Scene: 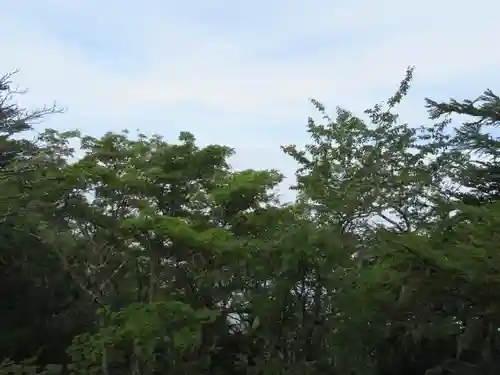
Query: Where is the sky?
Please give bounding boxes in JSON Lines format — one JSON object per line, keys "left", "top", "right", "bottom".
{"left": 2, "top": 0, "right": 500, "bottom": 200}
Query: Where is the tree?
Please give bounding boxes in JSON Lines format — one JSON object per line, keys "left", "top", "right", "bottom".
{"left": 0, "top": 72, "right": 89, "bottom": 369}
{"left": 282, "top": 67, "right": 500, "bottom": 374}
{"left": 2, "top": 67, "right": 500, "bottom": 375}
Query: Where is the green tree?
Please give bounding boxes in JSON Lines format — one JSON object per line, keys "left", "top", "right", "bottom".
{"left": 2, "top": 67, "right": 500, "bottom": 375}
{"left": 281, "top": 67, "right": 500, "bottom": 375}
{"left": 0, "top": 72, "right": 89, "bottom": 370}
{"left": 34, "top": 129, "right": 286, "bottom": 374}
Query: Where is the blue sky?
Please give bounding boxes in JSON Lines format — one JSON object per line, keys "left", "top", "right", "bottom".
{"left": 3, "top": 0, "right": 500, "bottom": 199}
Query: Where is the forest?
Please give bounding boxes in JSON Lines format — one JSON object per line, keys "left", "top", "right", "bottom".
{"left": 1, "top": 66, "right": 500, "bottom": 375}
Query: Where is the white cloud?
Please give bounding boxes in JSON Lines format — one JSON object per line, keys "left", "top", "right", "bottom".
{"left": 4, "top": 0, "right": 499, "bottom": 114}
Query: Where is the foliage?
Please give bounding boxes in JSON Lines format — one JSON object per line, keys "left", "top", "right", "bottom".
{"left": 1, "top": 68, "right": 500, "bottom": 375}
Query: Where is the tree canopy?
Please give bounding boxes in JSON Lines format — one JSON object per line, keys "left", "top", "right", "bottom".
{"left": 1, "top": 67, "right": 500, "bottom": 375}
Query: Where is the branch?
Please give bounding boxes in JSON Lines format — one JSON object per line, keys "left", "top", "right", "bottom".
{"left": 394, "top": 207, "right": 412, "bottom": 232}
{"left": 17, "top": 227, "right": 109, "bottom": 311}
{"left": 99, "top": 259, "right": 128, "bottom": 291}
{"left": 378, "top": 211, "right": 407, "bottom": 233}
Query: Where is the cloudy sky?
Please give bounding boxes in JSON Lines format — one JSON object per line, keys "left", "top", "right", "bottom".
{"left": 3, "top": 0, "right": 499, "bottom": 199}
